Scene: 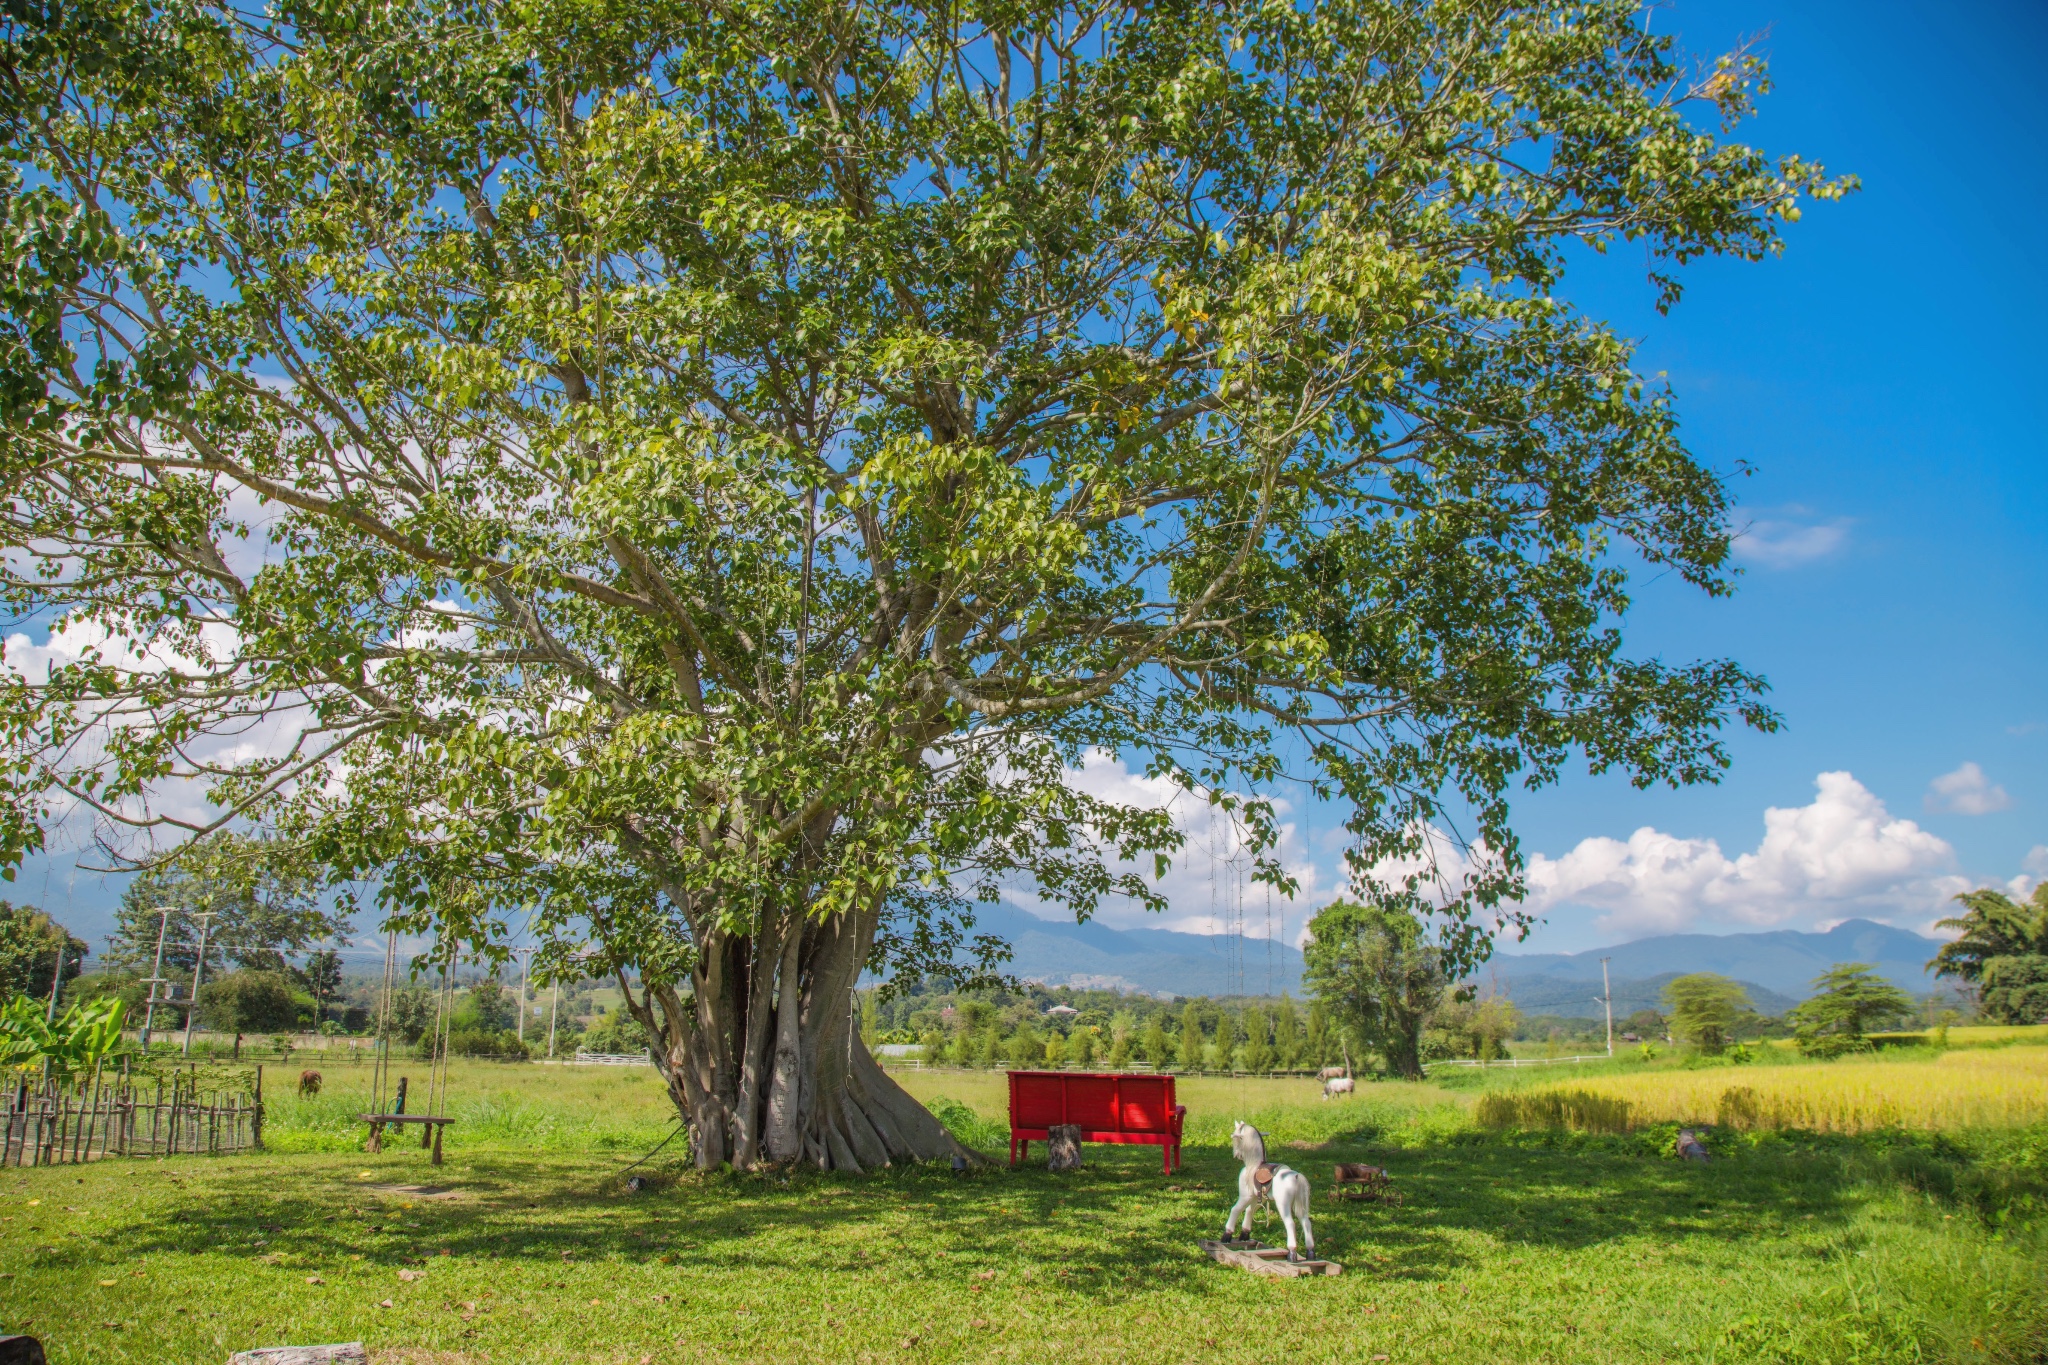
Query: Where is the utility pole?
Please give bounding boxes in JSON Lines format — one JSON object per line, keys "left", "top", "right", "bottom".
{"left": 547, "top": 979, "right": 560, "bottom": 1059}
{"left": 44, "top": 940, "right": 74, "bottom": 1023}
{"left": 181, "top": 912, "right": 215, "bottom": 1056}
{"left": 514, "top": 947, "right": 533, "bottom": 1045}
{"left": 139, "top": 906, "right": 176, "bottom": 1047}
{"left": 1597, "top": 957, "right": 1615, "bottom": 1058}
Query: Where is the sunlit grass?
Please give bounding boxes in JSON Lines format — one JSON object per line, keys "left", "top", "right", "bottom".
{"left": 1476, "top": 1046, "right": 2048, "bottom": 1135}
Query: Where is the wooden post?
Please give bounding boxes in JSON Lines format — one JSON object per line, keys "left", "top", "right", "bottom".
{"left": 431, "top": 1121, "right": 444, "bottom": 1167}
{"left": 252, "top": 1066, "right": 264, "bottom": 1151}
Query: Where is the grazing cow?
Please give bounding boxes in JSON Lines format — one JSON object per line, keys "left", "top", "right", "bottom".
{"left": 1322, "top": 1076, "right": 1355, "bottom": 1099}
{"left": 298, "top": 1070, "right": 322, "bottom": 1098}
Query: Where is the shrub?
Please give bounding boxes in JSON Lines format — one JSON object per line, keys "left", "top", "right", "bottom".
{"left": 199, "top": 970, "right": 303, "bottom": 1033}
{"left": 443, "top": 1027, "right": 531, "bottom": 1060}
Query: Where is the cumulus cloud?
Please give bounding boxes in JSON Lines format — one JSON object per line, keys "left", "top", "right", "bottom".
{"left": 1523, "top": 771, "right": 1966, "bottom": 938}
{"left": 1729, "top": 507, "right": 1851, "bottom": 569}
{"left": 1923, "top": 762, "right": 2012, "bottom": 816}
{"left": 1000, "top": 749, "right": 1325, "bottom": 943}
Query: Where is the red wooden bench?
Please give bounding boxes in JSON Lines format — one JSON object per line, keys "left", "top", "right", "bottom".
{"left": 1007, "top": 1071, "right": 1185, "bottom": 1173}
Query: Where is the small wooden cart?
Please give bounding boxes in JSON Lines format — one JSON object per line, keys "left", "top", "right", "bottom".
{"left": 357, "top": 1113, "right": 456, "bottom": 1165}
{"left": 1332, "top": 1161, "right": 1403, "bottom": 1204}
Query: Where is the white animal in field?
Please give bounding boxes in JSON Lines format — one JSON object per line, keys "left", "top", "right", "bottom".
{"left": 1223, "top": 1120, "right": 1316, "bottom": 1262}
{"left": 1322, "top": 1075, "right": 1355, "bottom": 1099}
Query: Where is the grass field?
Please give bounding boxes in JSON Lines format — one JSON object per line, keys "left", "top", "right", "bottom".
{"left": 4, "top": 1055, "right": 2045, "bottom": 1364}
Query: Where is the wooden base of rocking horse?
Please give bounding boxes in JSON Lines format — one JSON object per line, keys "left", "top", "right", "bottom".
{"left": 1199, "top": 1238, "right": 1343, "bottom": 1278}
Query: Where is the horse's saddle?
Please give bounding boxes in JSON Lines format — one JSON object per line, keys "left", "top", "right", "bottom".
{"left": 1253, "top": 1162, "right": 1276, "bottom": 1190}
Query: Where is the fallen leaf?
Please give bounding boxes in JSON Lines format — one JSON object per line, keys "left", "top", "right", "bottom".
{"left": 590, "top": 1298, "right": 601, "bottom": 1307}
{"left": 970, "top": 1319, "right": 989, "bottom": 1330}
{"left": 98, "top": 1279, "right": 117, "bottom": 1287}
{"left": 900, "top": 1335, "right": 921, "bottom": 1349}
{"left": 306, "top": 1276, "right": 325, "bottom": 1286}
{"left": 397, "top": 1269, "right": 424, "bottom": 1282}
{"left": 377, "top": 1299, "right": 394, "bottom": 1309}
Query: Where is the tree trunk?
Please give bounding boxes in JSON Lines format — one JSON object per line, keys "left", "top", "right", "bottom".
{"left": 621, "top": 896, "right": 974, "bottom": 1173}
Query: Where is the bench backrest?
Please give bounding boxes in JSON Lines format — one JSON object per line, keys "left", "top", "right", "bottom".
{"left": 1008, "top": 1071, "right": 1178, "bottom": 1134}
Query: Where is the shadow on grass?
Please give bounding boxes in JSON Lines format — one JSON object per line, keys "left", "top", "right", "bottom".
{"left": 72, "top": 1117, "right": 1963, "bottom": 1312}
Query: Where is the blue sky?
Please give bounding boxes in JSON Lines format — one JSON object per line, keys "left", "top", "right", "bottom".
{"left": 9, "top": 0, "right": 2045, "bottom": 965}
{"left": 1487, "top": 0, "right": 2048, "bottom": 948}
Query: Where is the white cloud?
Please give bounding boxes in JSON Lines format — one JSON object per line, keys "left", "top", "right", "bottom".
{"left": 1923, "top": 762, "right": 2012, "bottom": 816}
{"left": 1000, "top": 750, "right": 1325, "bottom": 944}
{"left": 2025, "top": 845, "right": 2048, "bottom": 876}
{"left": 1523, "top": 771, "right": 1965, "bottom": 938}
{"left": 1729, "top": 507, "right": 1851, "bottom": 568}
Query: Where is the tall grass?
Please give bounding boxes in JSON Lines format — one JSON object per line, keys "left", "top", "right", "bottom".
{"left": 1477, "top": 1045, "right": 2048, "bottom": 1134}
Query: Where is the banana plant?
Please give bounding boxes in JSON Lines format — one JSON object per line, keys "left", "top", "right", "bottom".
{"left": 0, "top": 995, "right": 130, "bottom": 1078}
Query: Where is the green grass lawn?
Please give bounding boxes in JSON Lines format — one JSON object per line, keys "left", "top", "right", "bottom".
{"left": 3, "top": 1062, "right": 2043, "bottom": 1364}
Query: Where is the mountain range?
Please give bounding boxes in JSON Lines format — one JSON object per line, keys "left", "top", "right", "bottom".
{"left": 972, "top": 904, "right": 1951, "bottom": 1016}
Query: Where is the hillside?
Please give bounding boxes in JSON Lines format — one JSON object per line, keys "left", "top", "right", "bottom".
{"left": 974, "top": 906, "right": 1946, "bottom": 1012}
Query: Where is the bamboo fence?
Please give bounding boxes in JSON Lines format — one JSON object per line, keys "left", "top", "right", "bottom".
{"left": 2, "top": 1065, "right": 264, "bottom": 1167}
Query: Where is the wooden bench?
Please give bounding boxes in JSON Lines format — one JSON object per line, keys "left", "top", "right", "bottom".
{"left": 1007, "top": 1071, "right": 1185, "bottom": 1173}
{"left": 357, "top": 1113, "right": 455, "bottom": 1165}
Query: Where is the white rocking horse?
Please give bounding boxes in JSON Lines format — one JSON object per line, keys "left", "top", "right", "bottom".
{"left": 1223, "top": 1119, "right": 1316, "bottom": 1262}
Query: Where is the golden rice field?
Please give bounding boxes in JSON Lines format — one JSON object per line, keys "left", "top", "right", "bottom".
{"left": 1476, "top": 1044, "right": 2048, "bottom": 1135}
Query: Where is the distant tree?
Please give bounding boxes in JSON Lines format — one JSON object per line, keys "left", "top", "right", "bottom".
{"left": 464, "top": 979, "right": 518, "bottom": 1033}
{"left": 1621, "top": 1007, "right": 1667, "bottom": 1040}
{"left": 1239, "top": 1006, "right": 1273, "bottom": 1073}
{"left": 1305, "top": 1003, "right": 1334, "bottom": 1068}
{"left": 304, "top": 949, "right": 344, "bottom": 1029}
{"left": 1177, "top": 1003, "right": 1206, "bottom": 1071}
{"left": 1140, "top": 1016, "right": 1171, "bottom": 1069}
{"left": 378, "top": 985, "right": 439, "bottom": 1046}
{"left": 859, "top": 991, "right": 881, "bottom": 1048}
{"left": 580, "top": 1006, "right": 652, "bottom": 1055}
{"left": 0, "top": 902, "right": 87, "bottom": 1001}
{"left": 1931, "top": 886, "right": 2048, "bottom": 1024}
{"left": 200, "top": 970, "right": 304, "bottom": 1036}
{"left": 1303, "top": 898, "right": 1447, "bottom": 1080}
{"left": 1792, "top": 964, "right": 1913, "bottom": 1057}
{"left": 1272, "top": 996, "right": 1304, "bottom": 1070}
{"left": 1663, "top": 974, "right": 1751, "bottom": 1054}
{"left": 108, "top": 834, "right": 349, "bottom": 979}
{"left": 1007, "top": 1025, "right": 1042, "bottom": 1069}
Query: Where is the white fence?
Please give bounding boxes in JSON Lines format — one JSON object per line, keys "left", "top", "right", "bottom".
{"left": 1428, "top": 1054, "right": 1611, "bottom": 1069}
{"left": 572, "top": 1051, "right": 653, "bottom": 1066}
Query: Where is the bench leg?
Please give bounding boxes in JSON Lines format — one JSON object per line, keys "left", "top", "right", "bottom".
{"left": 431, "top": 1124, "right": 444, "bottom": 1167}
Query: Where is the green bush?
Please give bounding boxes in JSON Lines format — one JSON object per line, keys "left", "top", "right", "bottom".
{"left": 437, "top": 1027, "right": 531, "bottom": 1060}
{"left": 578, "top": 1006, "right": 650, "bottom": 1055}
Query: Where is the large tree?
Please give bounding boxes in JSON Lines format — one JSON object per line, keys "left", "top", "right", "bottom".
{"left": 1302, "top": 896, "right": 1446, "bottom": 1079}
{"left": 0, "top": 0, "right": 1844, "bottom": 1168}
{"left": 1930, "top": 886, "right": 2048, "bottom": 1023}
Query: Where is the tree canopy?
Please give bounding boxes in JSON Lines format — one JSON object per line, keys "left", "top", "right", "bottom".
{"left": 1931, "top": 886, "right": 2048, "bottom": 1024}
{"left": 1661, "top": 971, "right": 1750, "bottom": 1054}
{"left": 1791, "top": 963, "right": 1911, "bottom": 1057}
{"left": 0, "top": 900, "right": 87, "bottom": 1000}
{"left": 0, "top": 0, "right": 1845, "bottom": 1167}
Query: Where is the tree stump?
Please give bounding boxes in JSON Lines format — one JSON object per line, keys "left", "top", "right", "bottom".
{"left": 1047, "top": 1123, "right": 1084, "bottom": 1172}
{"left": 0, "top": 1335, "right": 47, "bottom": 1365}
{"left": 228, "top": 1346, "right": 369, "bottom": 1364}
